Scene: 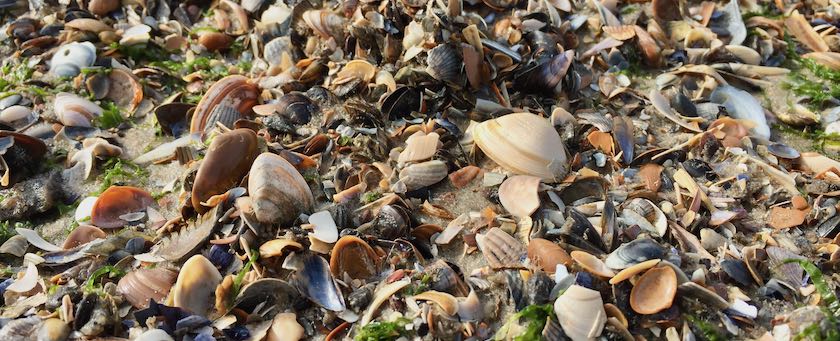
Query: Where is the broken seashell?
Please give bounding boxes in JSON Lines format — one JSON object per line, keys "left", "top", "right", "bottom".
{"left": 90, "top": 186, "right": 155, "bottom": 228}
{"left": 61, "top": 225, "right": 106, "bottom": 249}
{"left": 117, "top": 268, "right": 177, "bottom": 309}
{"left": 498, "top": 175, "right": 541, "bottom": 219}
{"left": 330, "top": 236, "right": 379, "bottom": 280}
{"left": 413, "top": 291, "right": 459, "bottom": 316}
{"left": 527, "top": 238, "right": 572, "bottom": 274}
{"left": 476, "top": 227, "right": 527, "bottom": 268}
{"left": 571, "top": 250, "right": 616, "bottom": 278}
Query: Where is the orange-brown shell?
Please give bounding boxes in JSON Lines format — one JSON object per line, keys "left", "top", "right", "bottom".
{"left": 117, "top": 268, "right": 178, "bottom": 308}
{"left": 191, "top": 129, "right": 259, "bottom": 213}
{"left": 106, "top": 69, "right": 144, "bottom": 110}
{"left": 629, "top": 266, "right": 677, "bottom": 314}
{"left": 198, "top": 32, "right": 233, "bottom": 52}
{"left": 330, "top": 236, "right": 380, "bottom": 280}
{"left": 62, "top": 225, "right": 106, "bottom": 249}
{"left": 527, "top": 238, "right": 572, "bottom": 273}
{"left": 190, "top": 75, "right": 259, "bottom": 137}
{"left": 90, "top": 186, "right": 155, "bottom": 228}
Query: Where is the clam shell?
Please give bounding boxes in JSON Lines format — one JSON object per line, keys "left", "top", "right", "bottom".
{"left": 90, "top": 186, "right": 155, "bottom": 228}
{"left": 785, "top": 10, "right": 829, "bottom": 53}
{"left": 398, "top": 160, "right": 448, "bottom": 191}
{"left": 766, "top": 246, "right": 805, "bottom": 288}
{"left": 302, "top": 10, "right": 346, "bottom": 40}
{"left": 171, "top": 255, "right": 223, "bottom": 316}
{"left": 117, "top": 268, "right": 178, "bottom": 308}
{"left": 259, "top": 239, "right": 303, "bottom": 258}
{"left": 571, "top": 250, "right": 616, "bottom": 278}
{"left": 0, "top": 105, "right": 36, "bottom": 130}
{"left": 553, "top": 285, "right": 606, "bottom": 340}
{"left": 106, "top": 69, "right": 143, "bottom": 110}
{"left": 473, "top": 113, "right": 569, "bottom": 181}
{"left": 629, "top": 266, "right": 677, "bottom": 314}
{"left": 602, "top": 25, "right": 636, "bottom": 41}
{"left": 803, "top": 52, "right": 840, "bottom": 71}
{"left": 499, "top": 175, "right": 541, "bottom": 219}
{"left": 88, "top": 0, "right": 119, "bottom": 16}
{"left": 192, "top": 129, "right": 259, "bottom": 214}
{"left": 605, "top": 238, "right": 666, "bottom": 270}
{"left": 119, "top": 24, "right": 151, "bottom": 46}
{"left": 330, "top": 236, "right": 379, "bottom": 280}
{"left": 527, "top": 238, "right": 572, "bottom": 273}
{"left": 50, "top": 42, "right": 96, "bottom": 77}
{"left": 54, "top": 92, "right": 102, "bottom": 127}
{"left": 61, "top": 225, "right": 106, "bottom": 249}
{"left": 248, "top": 152, "right": 314, "bottom": 225}
{"left": 609, "top": 259, "right": 661, "bottom": 284}
{"left": 336, "top": 60, "right": 377, "bottom": 84}
{"left": 190, "top": 75, "right": 259, "bottom": 138}
{"left": 709, "top": 85, "right": 770, "bottom": 140}
{"left": 198, "top": 32, "right": 233, "bottom": 51}
{"left": 476, "top": 227, "right": 526, "bottom": 268}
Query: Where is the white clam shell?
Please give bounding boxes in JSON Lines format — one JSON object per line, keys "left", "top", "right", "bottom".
{"left": 170, "top": 255, "right": 223, "bottom": 316}
{"left": 54, "top": 92, "right": 103, "bottom": 127}
{"left": 50, "top": 42, "right": 96, "bottom": 77}
{"left": 553, "top": 285, "right": 607, "bottom": 340}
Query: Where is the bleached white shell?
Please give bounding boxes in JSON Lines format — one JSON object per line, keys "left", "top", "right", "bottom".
{"left": 170, "top": 255, "right": 223, "bottom": 316}
{"left": 553, "top": 285, "right": 607, "bottom": 340}
{"left": 50, "top": 42, "right": 96, "bottom": 77}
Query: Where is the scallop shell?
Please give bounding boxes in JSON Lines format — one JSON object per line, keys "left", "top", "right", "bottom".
{"left": 498, "top": 175, "right": 541, "bottom": 219}
{"left": 192, "top": 129, "right": 259, "bottom": 214}
{"left": 472, "top": 113, "right": 569, "bottom": 181}
{"left": 398, "top": 160, "right": 448, "bottom": 191}
{"left": 629, "top": 266, "right": 677, "bottom": 314}
{"left": 90, "top": 186, "right": 155, "bottom": 228}
{"left": 248, "top": 152, "right": 314, "bottom": 225}
{"left": 553, "top": 285, "right": 607, "bottom": 340}
{"left": 170, "top": 255, "right": 223, "bottom": 316}
{"left": 117, "top": 268, "right": 178, "bottom": 308}
{"left": 330, "top": 236, "right": 379, "bottom": 280}
{"left": 476, "top": 227, "right": 527, "bottom": 268}
{"left": 190, "top": 75, "right": 260, "bottom": 139}
{"left": 50, "top": 42, "right": 96, "bottom": 77}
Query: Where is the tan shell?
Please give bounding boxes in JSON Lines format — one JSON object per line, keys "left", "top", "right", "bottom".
{"left": 335, "top": 60, "right": 377, "bottom": 84}
{"left": 553, "top": 285, "right": 607, "bottom": 340}
{"left": 267, "top": 313, "right": 304, "bottom": 341}
{"left": 609, "top": 259, "right": 661, "bottom": 284}
{"left": 629, "top": 266, "right": 677, "bottom": 314}
{"left": 54, "top": 92, "right": 103, "bottom": 127}
{"left": 91, "top": 186, "right": 155, "bottom": 228}
{"left": 499, "top": 175, "right": 541, "bottom": 219}
{"left": 62, "top": 225, "right": 106, "bottom": 249}
{"left": 192, "top": 129, "right": 259, "bottom": 214}
{"left": 477, "top": 227, "right": 526, "bottom": 268}
{"left": 107, "top": 69, "right": 144, "bottom": 110}
{"left": 198, "top": 32, "right": 233, "bottom": 52}
{"left": 527, "top": 238, "right": 572, "bottom": 273}
{"left": 449, "top": 166, "right": 482, "bottom": 188}
{"left": 398, "top": 131, "right": 440, "bottom": 164}
{"left": 571, "top": 250, "right": 616, "bottom": 278}
{"left": 803, "top": 52, "right": 840, "bottom": 71}
{"left": 249, "top": 152, "right": 315, "bottom": 225}
{"left": 473, "top": 113, "right": 569, "bottom": 181}
{"left": 190, "top": 75, "right": 260, "bottom": 137}
{"left": 785, "top": 10, "right": 829, "bottom": 53}
{"left": 398, "top": 160, "right": 448, "bottom": 191}
{"left": 117, "top": 268, "right": 178, "bottom": 309}
{"left": 412, "top": 291, "right": 459, "bottom": 316}
{"left": 259, "top": 239, "right": 303, "bottom": 258}
{"left": 171, "top": 255, "right": 223, "bottom": 315}
{"left": 602, "top": 25, "right": 636, "bottom": 41}
{"left": 330, "top": 236, "right": 380, "bottom": 280}
{"left": 88, "top": 0, "right": 119, "bottom": 16}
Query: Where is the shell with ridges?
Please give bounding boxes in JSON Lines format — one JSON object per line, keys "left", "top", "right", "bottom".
{"left": 249, "top": 152, "right": 314, "bottom": 225}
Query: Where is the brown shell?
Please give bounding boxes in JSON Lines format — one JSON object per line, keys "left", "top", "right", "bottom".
{"left": 117, "top": 268, "right": 178, "bottom": 308}
{"left": 107, "top": 69, "right": 143, "bottom": 110}
{"left": 527, "top": 238, "right": 572, "bottom": 273}
{"left": 602, "top": 25, "right": 636, "bottom": 41}
{"left": 88, "top": 0, "right": 119, "bottom": 16}
{"left": 330, "top": 236, "right": 380, "bottom": 280}
{"left": 90, "top": 186, "right": 155, "bottom": 228}
{"left": 192, "top": 129, "right": 259, "bottom": 214}
{"left": 190, "top": 75, "right": 260, "bottom": 138}
{"left": 198, "top": 32, "right": 233, "bottom": 52}
{"left": 62, "top": 225, "right": 106, "bottom": 249}
{"left": 571, "top": 250, "right": 616, "bottom": 278}
{"left": 629, "top": 266, "right": 677, "bottom": 314}
{"left": 651, "top": 0, "right": 681, "bottom": 21}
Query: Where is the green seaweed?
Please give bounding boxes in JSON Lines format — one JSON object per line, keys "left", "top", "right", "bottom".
{"left": 0, "top": 220, "right": 24, "bottom": 243}
{"left": 783, "top": 259, "right": 840, "bottom": 340}
{"left": 229, "top": 250, "right": 258, "bottom": 306}
{"left": 93, "top": 101, "right": 127, "bottom": 130}
{"left": 94, "top": 158, "right": 148, "bottom": 194}
{"left": 774, "top": 124, "right": 840, "bottom": 154}
{"left": 84, "top": 265, "right": 126, "bottom": 292}
{"left": 494, "top": 304, "right": 554, "bottom": 341}
{"left": 686, "top": 315, "right": 726, "bottom": 341}
{"left": 354, "top": 318, "right": 411, "bottom": 341}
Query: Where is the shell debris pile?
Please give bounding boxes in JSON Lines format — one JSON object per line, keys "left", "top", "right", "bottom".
{"left": 0, "top": 0, "right": 839, "bottom": 340}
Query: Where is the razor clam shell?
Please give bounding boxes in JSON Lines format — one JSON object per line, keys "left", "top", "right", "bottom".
{"left": 785, "top": 10, "right": 829, "bottom": 53}
{"left": 398, "top": 160, "right": 448, "bottom": 191}
{"left": 476, "top": 227, "right": 527, "bottom": 268}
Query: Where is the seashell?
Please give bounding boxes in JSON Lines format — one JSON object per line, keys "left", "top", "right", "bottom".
{"left": 266, "top": 312, "right": 304, "bottom": 341}
{"left": 274, "top": 92, "right": 317, "bottom": 124}
{"left": 426, "top": 44, "right": 462, "bottom": 84}
{"left": 90, "top": 186, "right": 155, "bottom": 228}
{"left": 629, "top": 266, "right": 677, "bottom": 314}
{"left": 612, "top": 116, "right": 634, "bottom": 164}
{"left": 15, "top": 228, "right": 61, "bottom": 252}
{"left": 263, "top": 37, "right": 291, "bottom": 67}
{"left": 768, "top": 207, "right": 807, "bottom": 230}
{"left": 171, "top": 255, "right": 223, "bottom": 316}
{"left": 785, "top": 10, "right": 829, "bottom": 53}
{"left": 652, "top": 0, "right": 680, "bottom": 21}
{"left": 65, "top": 18, "right": 113, "bottom": 33}
{"left": 528, "top": 238, "right": 572, "bottom": 273}
{"left": 302, "top": 10, "right": 346, "bottom": 40}
{"left": 766, "top": 246, "right": 804, "bottom": 289}
{"left": 605, "top": 238, "right": 666, "bottom": 270}
{"left": 571, "top": 250, "right": 616, "bottom": 278}
{"left": 61, "top": 225, "right": 106, "bottom": 249}
{"left": 330, "top": 236, "right": 379, "bottom": 280}
{"left": 610, "top": 259, "right": 661, "bottom": 284}
{"left": 151, "top": 206, "right": 221, "bottom": 262}
{"left": 154, "top": 103, "right": 193, "bottom": 137}
{"left": 192, "top": 129, "right": 259, "bottom": 214}
{"left": 709, "top": 85, "right": 770, "bottom": 140}
{"left": 476, "top": 227, "right": 527, "bottom": 268}
{"left": 198, "top": 32, "right": 233, "bottom": 51}
{"left": 472, "top": 113, "right": 569, "bottom": 181}
{"left": 7, "top": 262, "right": 38, "bottom": 293}
{"left": 602, "top": 25, "right": 636, "bottom": 41}
{"left": 0, "top": 105, "right": 36, "bottom": 130}
{"left": 135, "top": 329, "right": 174, "bottom": 341}
{"left": 117, "top": 268, "right": 178, "bottom": 308}
{"left": 190, "top": 75, "right": 260, "bottom": 139}
{"left": 514, "top": 50, "right": 574, "bottom": 94}
{"left": 623, "top": 198, "right": 667, "bottom": 236}
{"left": 335, "top": 60, "right": 377, "bottom": 84}
{"left": 88, "top": 0, "right": 119, "bottom": 16}
{"left": 803, "top": 52, "right": 840, "bottom": 71}
{"left": 231, "top": 278, "right": 295, "bottom": 313}
{"left": 398, "top": 160, "right": 448, "bottom": 191}
{"left": 634, "top": 26, "right": 662, "bottom": 67}
{"left": 50, "top": 42, "right": 96, "bottom": 77}
{"left": 720, "top": 259, "right": 753, "bottom": 286}
{"left": 308, "top": 211, "right": 337, "bottom": 243}
{"left": 553, "top": 285, "right": 606, "bottom": 340}
{"left": 54, "top": 92, "right": 102, "bottom": 127}
{"left": 119, "top": 24, "right": 151, "bottom": 46}
{"left": 719, "top": 0, "right": 746, "bottom": 46}
{"left": 0, "top": 235, "right": 27, "bottom": 257}
{"left": 499, "top": 175, "right": 541, "bottom": 219}
{"left": 249, "top": 152, "right": 314, "bottom": 225}
{"left": 37, "top": 318, "right": 70, "bottom": 341}
{"left": 259, "top": 239, "right": 303, "bottom": 258}
{"left": 379, "top": 86, "right": 425, "bottom": 120}
{"left": 289, "top": 252, "right": 345, "bottom": 311}
{"left": 768, "top": 143, "right": 800, "bottom": 159}
{"left": 449, "top": 165, "right": 481, "bottom": 188}
{"left": 423, "top": 260, "right": 469, "bottom": 297}
{"left": 649, "top": 90, "right": 702, "bottom": 133}
{"left": 398, "top": 131, "right": 439, "bottom": 164}
{"left": 677, "top": 281, "right": 728, "bottom": 309}
{"left": 105, "top": 69, "right": 143, "bottom": 110}
{"left": 360, "top": 279, "right": 411, "bottom": 325}
{"left": 413, "top": 291, "right": 458, "bottom": 316}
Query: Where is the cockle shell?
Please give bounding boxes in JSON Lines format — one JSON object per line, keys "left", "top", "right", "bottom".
{"left": 192, "top": 129, "right": 258, "bottom": 214}
{"left": 629, "top": 266, "right": 677, "bottom": 314}
{"left": 50, "top": 42, "right": 96, "bottom": 77}
{"left": 527, "top": 238, "right": 572, "bottom": 273}
{"left": 398, "top": 160, "right": 448, "bottom": 191}
{"left": 476, "top": 227, "right": 526, "bottom": 268}
{"left": 117, "top": 268, "right": 178, "bottom": 308}
{"left": 190, "top": 75, "right": 260, "bottom": 138}
{"left": 170, "top": 255, "right": 222, "bottom": 316}
{"left": 54, "top": 92, "right": 102, "bottom": 127}
{"left": 90, "top": 186, "right": 155, "bottom": 228}
{"left": 248, "top": 152, "right": 314, "bottom": 225}
{"left": 553, "top": 285, "right": 606, "bottom": 340}
{"left": 472, "top": 113, "right": 569, "bottom": 181}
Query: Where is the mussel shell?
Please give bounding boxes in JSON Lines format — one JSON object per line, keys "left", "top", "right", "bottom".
{"left": 0, "top": 131, "right": 47, "bottom": 187}
{"left": 514, "top": 50, "right": 574, "bottom": 95}
{"left": 605, "top": 238, "right": 666, "bottom": 270}
{"left": 291, "top": 252, "right": 346, "bottom": 311}
{"left": 232, "top": 278, "right": 295, "bottom": 313}
{"left": 720, "top": 259, "right": 754, "bottom": 287}
{"left": 191, "top": 129, "right": 259, "bottom": 214}
{"left": 379, "top": 86, "right": 424, "bottom": 120}
{"left": 276, "top": 92, "right": 316, "bottom": 125}
{"left": 767, "top": 143, "right": 800, "bottom": 159}
{"left": 154, "top": 103, "right": 194, "bottom": 137}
